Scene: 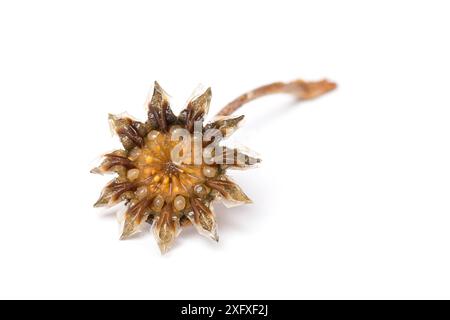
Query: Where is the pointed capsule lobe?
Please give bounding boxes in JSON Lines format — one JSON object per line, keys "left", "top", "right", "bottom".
{"left": 120, "top": 199, "right": 151, "bottom": 239}
{"left": 147, "top": 81, "right": 177, "bottom": 132}
{"left": 152, "top": 204, "right": 180, "bottom": 254}
{"left": 109, "top": 114, "right": 147, "bottom": 150}
{"left": 206, "top": 176, "right": 252, "bottom": 205}
{"left": 179, "top": 87, "right": 212, "bottom": 132}
{"left": 189, "top": 198, "right": 219, "bottom": 241}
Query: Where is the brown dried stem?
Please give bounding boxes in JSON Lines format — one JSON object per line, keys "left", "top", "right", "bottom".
{"left": 216, "top": 79, "right": 337, "bottom": 117}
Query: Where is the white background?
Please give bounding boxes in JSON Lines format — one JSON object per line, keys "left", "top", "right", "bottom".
{"left": 0, "top": 0, "right": 449, "bottom": 299}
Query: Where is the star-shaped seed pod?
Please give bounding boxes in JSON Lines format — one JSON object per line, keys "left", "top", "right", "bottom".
{"left": 92, "top": 79, "right": 336, "bottom": 253}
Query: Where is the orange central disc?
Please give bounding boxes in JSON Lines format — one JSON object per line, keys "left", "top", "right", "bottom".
{"left": 132, "top": 129, "right": 208, "bottom": 202}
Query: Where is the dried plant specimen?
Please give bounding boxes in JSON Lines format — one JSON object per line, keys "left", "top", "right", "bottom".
{"left": 92, "top": 79, "right": 336, "bottom": 253}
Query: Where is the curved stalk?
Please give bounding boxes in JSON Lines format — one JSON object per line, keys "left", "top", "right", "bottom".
{"left": 216, "top": 79, "right": 336, "bottom": 117}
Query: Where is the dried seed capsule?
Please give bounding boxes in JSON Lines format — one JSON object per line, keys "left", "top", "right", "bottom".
{"left": 92, "top": 79, "right": 336, "bottom": 253}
